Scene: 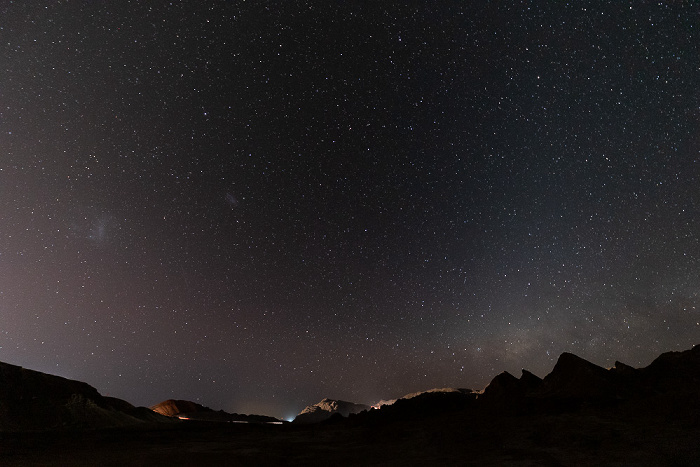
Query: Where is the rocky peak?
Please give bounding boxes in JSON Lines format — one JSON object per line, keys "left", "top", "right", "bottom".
{"left": 537, "top": 352, "right": 614, "bottom": 399}
{"left": 294, "top": 398, "right": 370, "bottom": 424}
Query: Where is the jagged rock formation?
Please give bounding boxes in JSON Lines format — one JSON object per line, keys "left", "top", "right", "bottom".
{"left": 641, "top": 344, "right": 700, "bottom": 391}
{"left": 479, "top": 370, "right": 542, "bottom": 414}
{"left": 151, "top": 399, "right": 281, "bottom": 424}
{"left": 476, "top": 345, "right": 700, "bottom": 418}
{"left": 340, "top": 344, "right": 700, "bottom": 426}
{"left": 531, "top": 345, "right": 700, "bottom": 412}
{"left": 293, "top": 398, "right": 370, "bottom": 424}
{"left": 0, "top": 362, "right": 173, "bottom": 431}
{"left": 536, "top": 352, "right": 620, "bottom": 399}
{"left": 482, "top": 370, "right": 543, "bottom": 398}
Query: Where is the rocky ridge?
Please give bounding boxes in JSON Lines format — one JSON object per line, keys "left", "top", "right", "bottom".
{"left": 293, "top": 398, "right": 370, "bottom": 424}
{"left": 150, "top": 399, "right": 281, "bottom": 424}
{"left": 0, "top": 362, "right": 173, "bottom": 431}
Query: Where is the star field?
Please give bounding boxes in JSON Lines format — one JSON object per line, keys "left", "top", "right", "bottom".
{"left": 1, "top": 1, "right": 699, "bottom": 418}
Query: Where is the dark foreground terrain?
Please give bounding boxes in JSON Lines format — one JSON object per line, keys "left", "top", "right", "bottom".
{"left": 2, "top": 408, "right": 700, "bottom": 467}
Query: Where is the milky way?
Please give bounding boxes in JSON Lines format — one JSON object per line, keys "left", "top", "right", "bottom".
{"left": 1, "top": 1, "right": 698, "bottom": 418}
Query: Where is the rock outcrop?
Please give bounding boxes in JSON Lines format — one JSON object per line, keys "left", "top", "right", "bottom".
{"left": 0, "top": 362, "right": 173, "bottom": 431}
{"left": 640, "top": 344, "right": 700, "bottom": 392}
{"left": 151, "top": 399, "right": 210, "bottom": 418}
{"left": 293, "top": 398, "right": 370, "bottom": 424}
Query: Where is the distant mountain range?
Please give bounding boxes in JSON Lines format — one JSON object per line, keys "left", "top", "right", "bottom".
{"left": 1, "top": 344, "right": 699, "bottom": 432}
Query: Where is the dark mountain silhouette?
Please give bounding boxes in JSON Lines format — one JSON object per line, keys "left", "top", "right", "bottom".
{"left": 364, "top": 388, "right": 477, "bottom": 423}
{"left": 523, "top": 351, "right": 628, "bottom": 412}
{"left": 478, "top": 369, "right": 543, "bottom": 415}
{"left": 538, "top": 351, "right": 615, "bottom": 398}
{"left": 151, "top": 399, "right": 281, "bottom": 424}
{"left": 0, "top": 361, "right": 173, "bottom": 431}
{"left": 485, "top": 369, "right": 543, "bottom": 398}
{"left": 641, "top": 344, "right": 700, "bottom": 391}
{"left": 309, "top": 344, "right": 700, "bottom": 426}
{"left": 525, "top": 345, "right": 700, "bottom": 415}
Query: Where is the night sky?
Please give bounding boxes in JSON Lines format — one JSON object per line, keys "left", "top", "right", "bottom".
{"left": 1, "top": 1, "right": 699, "bottom": 419}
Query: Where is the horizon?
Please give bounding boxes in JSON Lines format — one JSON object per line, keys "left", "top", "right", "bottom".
{"left": 4, "top": 342, "right": 697, "bottom": 420}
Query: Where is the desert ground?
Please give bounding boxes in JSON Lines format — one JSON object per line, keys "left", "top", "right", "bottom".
{"left": 2, "top": 408, "right": 699, "bottom": 467}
